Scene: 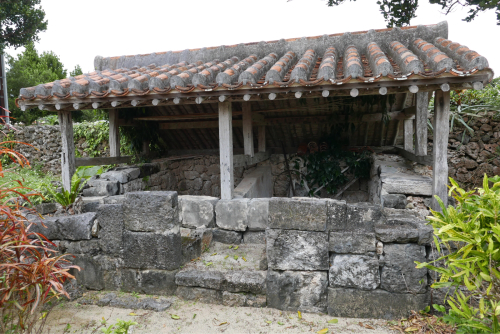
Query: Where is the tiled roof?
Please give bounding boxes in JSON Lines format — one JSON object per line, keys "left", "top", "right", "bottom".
{"left": 17, "top": 21, "right": 493, "bottom": 107}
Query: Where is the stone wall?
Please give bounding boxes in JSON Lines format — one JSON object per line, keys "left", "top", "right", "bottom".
{"left": 35, "top": 191, "right": 433, "bottom": 319}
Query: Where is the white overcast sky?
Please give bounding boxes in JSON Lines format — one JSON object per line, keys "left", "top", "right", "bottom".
{"left": 5, "top": 0, "right": 500, "bottom": 76}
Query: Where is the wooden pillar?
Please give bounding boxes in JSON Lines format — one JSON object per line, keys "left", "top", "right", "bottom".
{"left": 258, "top": 126, "right": 266, "bottom": 153}
{"left": 404, "top": 119, "right": 414, "bottom": 152}
{"left": 432, "top": 90, "right": 450, "bottom": 211}
{"left": 58, "top": 111, "right": 75, "bottom": 191}
{"left": 219, "top": 102, "right": 233, "bottom": 200}
{"left": 415, "top": 92, "right": 429, "bottom": 156}
{"left": 142, "top": 141, "right": 150, "bottom": 156}
{"left": 242, "top": 102, "right": 254, "bottom": 157}
{"left": 109, "top": 109, "right": 120, "bottom": 157}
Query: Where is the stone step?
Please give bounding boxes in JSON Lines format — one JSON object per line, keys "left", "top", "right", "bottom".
{"left": 380, "top": 173, "right": 432, "bottom": 196}
{"left": 78, "top": 291, "right": 172, "bottom": 312}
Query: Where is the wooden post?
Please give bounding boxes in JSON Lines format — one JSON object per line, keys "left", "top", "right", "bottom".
{"left": 404, "top": 119, "right": 414, "bottom": 152}
{"left": 142, "top": 141, "right": 150, "bottom": 156}
{"left": 432, "top": 90, "right": 450, "bottom": 211}
{"left": 258, "top": 125, "right": 266, "bottom": 153}
{"left": 109, "top": 109, "right": 120, "bottom": 157}
{"left": 414, "top": 92, "right": 429, "bottom": 156}
{"left": 242, "top": 102, "right": 254, "bottom": 157}
{"left": 219, "top": 102, "right": 233, "bottom": 200}
{"left": 58, "top": 111, "right": 75, "bottom": 191}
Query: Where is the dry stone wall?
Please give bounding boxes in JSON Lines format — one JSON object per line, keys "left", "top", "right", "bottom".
{"left": 35, "top": 191, "right": 433, "bottom": 319}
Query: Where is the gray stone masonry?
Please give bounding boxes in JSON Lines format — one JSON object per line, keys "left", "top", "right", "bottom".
{"left": 267, "top": 270, "right": 328, "bottom": 313}
{"left": 175, "top": 270, "right": 266, "bottom": 295}
{"left": 83, "top": 179, "right": 120, "bottom": 197}
{"left": 176, "top": 286, "right": 223, "bottom": 304}
{"left": 80, "top": 292, "right": 172, "bottom": 312}
{"left": 382, "top": 194, "right": 407, "bottom": 209}
{"left": 243, "top": 231, "right": 266, "bottom": 244}
{"left": 96, "top": 204, "right": 124, "bottom": 257}
{"left": 120, "top": 269, "right": 177, "bottom": 295}
{"left": 100, "top": 168, "right": 140, "bottom": 184}
{"left": 329, "top": 254, "right": 380, "bottom": 290}
{"left": 212, "top": 228, "right": 242, "bottom": 244}
{"left": 376, "top": 209, "right": 433, "bottom": 245}
{"left": 326, "top": 199, "right": 347, "bottom": 231}
{"left": 123, "top": 191, "right": 178, "bottom": 232}
{"left": 344, "top": 203, "right": 383, "bottom": 232}
{"left": 266, "top": 229, "right": 329, "bottom": 271}
{"left": 247, "top": 198, "right": 269, "bottom": 231}
{"left": 179, "top": 195, "right": 218, "bottom": 228}
{"left": 329, "top": 231, "right": 376, "bottom": 254}
{"left": 222, "top": 291, "right": 266, "bottom": 308}
{"left": 31, "top": 213, "right": 96, "bottom": 241}
{"left": 181, "top": 236, "right": 202, "bottom": 264}
{"left": 122, "top": 230, "right": 181, "bottom": 270}
{"left": 380, "top": 243, "right": 428, "bottom": 294}
{"left": 268, "top": 197, "right": 327, "bottom": 231}
{"left": 215, "top": 198, "right": 250, "bottom": 231}
{"left": 328, "top": 288, "right": 431, "bottom": 319}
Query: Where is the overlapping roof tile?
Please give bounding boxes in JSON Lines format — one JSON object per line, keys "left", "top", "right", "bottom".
{"left": 17, "top": 21, "right": 493, "bottom": 106}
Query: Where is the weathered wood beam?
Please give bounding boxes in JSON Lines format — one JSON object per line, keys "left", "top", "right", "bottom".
{"left": 109, "top": 109, "right": 120, "bottom": 157}
{"left": 404, "top": 119, "right": 414, "bottom": 152}
{"left": 432, "top": 90, "right": 450, "bottom": 211}
{"left": 258, "top": 125, "right": 266, "bottom": 153}
{"left": 75, "top": 156, "right": 132, "bottom": 167}
{"left": 219, "top": 102, "right": 233, "bottom": 200}
{"left": 58, "top": 110, "right": 75, "bottom": 191}
{"left": 414, "top": 92, "right": 429, "bottom": 156}
{"left": 242, "top": 102, "right": 254, "bottom": 157}
{"left": 393, "top": 146, "right": 432, "bottom": 166}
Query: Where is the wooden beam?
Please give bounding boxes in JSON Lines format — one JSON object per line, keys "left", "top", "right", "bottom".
{"left": 109, "top": 109, "right": 120, "bottom": 157}
{"left": 75, "top": 156, "right": 132, "bottom": 167}
{"left": 159, "top": 119, "right": 267, "bottom": 130}
{"left": 58, "top": 110, "right": 75, "bottom": 191}
{"left": 414, "top": 92, "right": 429, "bottom": 156}
{"left": 242, "top": 102, "right": 254, "bottom": 157}
{"left": 393, "top": 146, "right": 432, "bottom": 166}
{"left": 219, "top": 102, "right": 233, "bottom": 200}
{"left": 432, "top": 90, "right": 450, "bottom": 211}
{"left": 404, "top": 119, "right": 414, "bottom": 152}
{"left": 258, "top": 125, "right": 266, "bottom": 153}
{"left": 233, "top": 151, "right": 270, "bottom": 168}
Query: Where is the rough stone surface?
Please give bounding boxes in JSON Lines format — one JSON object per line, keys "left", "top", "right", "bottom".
{"left": 35, "top": 203, "right": 57, "bottom": 215}
{"left": 181, "top": 236, "right": 202, "bottom": 264}
{"left": 176, "top": 286, "right": 222, "bottom": 304}
{"left": 243, "top": 231, "right": 266, "bottom": 244}
{"left": 123, "top": 191, "right": 178, "bottom": 232}
{"left": 190, "top": 228, "right": 213, "bottom": 250}
{"left": 222, "top": 291, "right": 266, "bottom": 307}
{"left": 215, "top": 199, "right": 249, "bottom": 231}
{"left": 327, "top": 288, "right": 430, "bottom": 319}
{"left": 326, "top": 199, "right": 347, "bottom": 231}
{"left": 266, "top": 229, "right": 328, "bottom": 271}
{"left": 380, "top": 243, "right": 428, "bottom": 294}
{"left": 81, "top": 292, "right": 172, "bottom": 311}
{"left": 382, "top": 194, "right": 407, "bottom": 209}
{"left": 247, "top": 198, "right": 269, "bottom": 231}
{"left": 175, "top": 270, "right": 226, "bottom": 290}
{"left": 122, "top": 230, "right": 181, "bottom": 270}
{"left": 212, "top": 228, "right": 242, "bottom": 244}
{"left": 381, "top": 173, "right": 433, "bottom": 196}
{"left": 58, "top": 213, "right": 96, "bottom": 240}
{"left": 269, "top": 197, "right": 327, "bottom": 231}
{"left": 100, "top": 168, "right": 140, "bottom": 184}
{"left": 96, "top": 204, "right": 124, "bottom": 256}
{"left": 83, "top": 179, "right": 120, "bottom": 197}
{"left": 374, "top": 217, "right": 420, "bottom": 243}
{"left": 178, "top": 195, "right": 218, "bottom": 228}
{"left": 344, "top": 203, "right": 382, "bottom": 232}
{"left": 329, "top": 231, "right": 376, "bottom": 254}
{"left": 71, "top": 254, "right": 104, "bottom": 290}
{"left": 329, "top": 255, "right": 380, "bottom": 290}
{"left": 29, "top": 216, "right": 59, "bottom": 239}
{"left": 224, "top": 271, "right": 266, "bottom": 294}
{"left": 103, "top": 195, "right": 126, "bottom": 204}
{"left": 138, "top": 269, "right": 178, "bottom": 295}
{"left": 267, "top": 270, "right": 328, "bottom": 313}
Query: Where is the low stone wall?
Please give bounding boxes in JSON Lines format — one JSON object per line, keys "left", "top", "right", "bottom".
{"left": 234, "top": 166, "right": 272, "bottom": 198}
{"left": 36, "top": 191, "right": 432, "bottom": 319}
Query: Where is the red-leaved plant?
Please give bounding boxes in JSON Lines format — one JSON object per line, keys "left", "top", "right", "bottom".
{"left": 0, "top": 112, "right": 79, "bottom": 333}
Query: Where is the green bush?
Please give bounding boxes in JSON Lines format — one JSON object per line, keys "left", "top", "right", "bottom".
{"left": 416, "top": 175, "right": 500, "bottom": 333}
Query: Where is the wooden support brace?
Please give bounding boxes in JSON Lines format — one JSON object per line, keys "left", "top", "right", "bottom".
{"left": 58, "top": 110, "right": 76, "bottom": 191}
{"left": 219, "top": 102, "right": 234, "bottom": 200}
{"left": 432, "top": 90, "right": 450, "bottom": 211}
{"left": 242, "top": 102, "right": 254, "bottom": 157}
{"left": 404, "top": 119, "right": 414, "bottom": 152}
{"left": 109, "top": 109, "right": 120, "bottom": 157}
{"left": 414, "top": 92, "right": 429, "bottom": 156}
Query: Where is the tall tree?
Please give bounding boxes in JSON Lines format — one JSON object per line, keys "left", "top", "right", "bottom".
{"left": 326, "top": 0, "right": 500, "bottom": 27}
{"left": 6, "top": 43, "right": 66, "bottom": 124}
{"left": 0, "top": 0, "right": 47, "bottom": 53}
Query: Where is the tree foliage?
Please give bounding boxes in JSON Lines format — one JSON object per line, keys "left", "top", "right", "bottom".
{"left": 0, "top": 0, "right": 47, "bottom": 52}
{"left": 6, "top": 43, "right": 66, "bottom": 124}
{"left": 326, "top": 0, "right": 500, "bottom": 27}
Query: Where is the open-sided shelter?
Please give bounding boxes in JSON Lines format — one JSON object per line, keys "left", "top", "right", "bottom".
{"left": 16, "top": 21, "right": 493, "bottom": 210}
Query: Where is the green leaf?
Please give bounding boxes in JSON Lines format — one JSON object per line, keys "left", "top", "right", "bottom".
{"left": 327, "top": 319, "right": 338, "bottom": 324}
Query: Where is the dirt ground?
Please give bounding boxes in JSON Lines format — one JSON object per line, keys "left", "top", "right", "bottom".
{"left": 44, "top": 297, "right": 397, "bottom": 334}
